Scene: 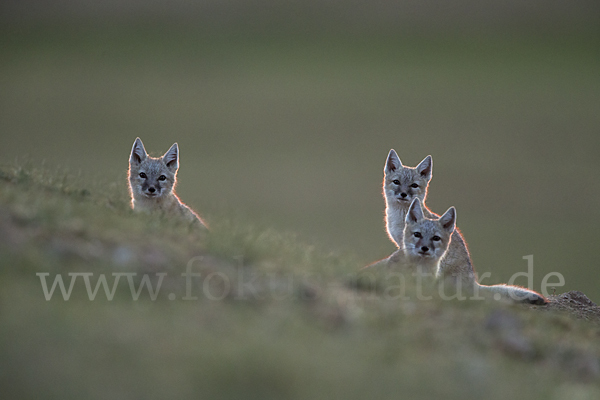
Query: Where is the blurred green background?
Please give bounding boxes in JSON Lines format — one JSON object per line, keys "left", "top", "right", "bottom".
{"left": 1, "top": 1, "right": 599, "bottom": 300}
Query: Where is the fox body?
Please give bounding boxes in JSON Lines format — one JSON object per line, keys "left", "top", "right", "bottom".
{"left": 128, "top": 137, "right": 206, "bottom": 228}
{"left": 399, "top": 198, "right": 456, "bottom": 278}
{"left": 384, "top": 150, "right": 474, "bottom": 282}
{"left": 383, "top": 150, "right": 546, "bottom": 304}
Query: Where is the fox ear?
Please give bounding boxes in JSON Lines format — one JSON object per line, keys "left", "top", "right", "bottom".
{"left": 385, "top": 149, "right": 402, "bottom": 173}
{"left": 163, "top": 143, "right": 179, "bottom": 171}
{"left": 439, "top": 207, "right": 456, "bottom": 233}
{"left": 130, "top": 138, "right": 147, "bottom": 165}
{"left": 406, "top": 198, "right": 424, "bottom": 224}
{"left": 416, "top": 155, "right": 432, "bottom": 180}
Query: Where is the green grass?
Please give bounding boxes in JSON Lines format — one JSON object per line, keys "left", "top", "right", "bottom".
{"left": 1, "top": 23, "right": 600, "bottom": 398}
{"left": 1, "top": 25, "right": 599, "bottom": 301}
{"left": 2, "top": 163, "right": 600, "bottom": 400}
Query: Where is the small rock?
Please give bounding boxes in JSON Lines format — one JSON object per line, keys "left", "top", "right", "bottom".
{"left": 113, "top": 246, "right": 135, "bottom": 267}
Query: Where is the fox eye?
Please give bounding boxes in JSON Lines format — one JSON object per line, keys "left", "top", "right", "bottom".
{"left": 158, "top": 175, "right": 167, "bottom": 181}
{"left": 392, "top": 179, "right": 400, "bottom": 185}
{"left": 410, "top": 183, "right": 419, "bottom": 188}
{"left": 139, "top": 172, "right": 147, "bottom": 179}
{"left": 413, "top": 232, "right": 422, "bottom": 238}
{"left": 432, "top": 235, "right": 441, "bottom": 241}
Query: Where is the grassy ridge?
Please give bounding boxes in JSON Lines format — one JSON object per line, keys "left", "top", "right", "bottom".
{"left": 1, "top": 164, "right": 599, "bottom": 399}
{"left": 2, "top": 26, "right": 599, "bottom": 300}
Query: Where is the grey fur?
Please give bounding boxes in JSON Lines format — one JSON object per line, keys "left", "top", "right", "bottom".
{"left": 128, "top": 137, "right": 207, "bottom": 228}
{"left": 382, "top": 151, "right": 546, "bottom": 305}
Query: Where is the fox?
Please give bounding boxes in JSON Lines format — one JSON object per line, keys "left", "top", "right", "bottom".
{"left": 128, "top": 137, "right": 207, "bottom": 228}
{"left": 399, "top": 198, "right": 456, "bottom": 277}
{"left": 381, "top": 150, "right": 547, "bottom": 305}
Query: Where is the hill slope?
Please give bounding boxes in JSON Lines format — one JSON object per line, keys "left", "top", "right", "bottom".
{"left": 1, "top": 164, "right": 599, "bottom": 400}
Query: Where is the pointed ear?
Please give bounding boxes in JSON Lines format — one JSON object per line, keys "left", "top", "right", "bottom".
{"left": 163, "top": 143, "right": 179, "bottom": 171}
{"left": 439, "top": 206, "right": 456, "bottom": 233}
{"left": 385, "top": 149, "right": 402, "bottom": 173}
{"left": 416, "top": 155, "right": 432, "bottom": 179}
{"left": 130, "top": 137, "right": 147, "bottom": 165}
{"left": 406, "top": 198, "right": 424, "bottom": 224}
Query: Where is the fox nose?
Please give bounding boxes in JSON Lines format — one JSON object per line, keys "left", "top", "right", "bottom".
{"left": 400, "top": 192, "right": 408, "bottom": 198}
{"left": 421, "top": 246, "right": 429, "bottom": 252}
{"left": 148, "top": 187, "right": 156, "bottom": 193}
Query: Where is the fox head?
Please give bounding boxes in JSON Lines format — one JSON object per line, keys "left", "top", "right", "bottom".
{"left": 384, "top": 150, "right": 432, "bottom": 210}
{"left": 128, "top": 137, "right": 179, "bottom": 202}
{"left": 403, "top": 198, "right": 456, "bottom": 263}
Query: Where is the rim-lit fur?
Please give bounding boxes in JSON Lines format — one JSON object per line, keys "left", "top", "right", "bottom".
{"left": 384, "top": 149, "right": 432, "bottom": 247}
{"left": 381, "top": 150, "right": 546, "bottom": 304}
{"left": 403, "top": 198, "right": 456, "bottom": 277}
{"left": 128, "top": 137, "right": 207, "bottom": 228}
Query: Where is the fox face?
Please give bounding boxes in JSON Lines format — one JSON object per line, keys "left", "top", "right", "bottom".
{"left": 384, "top": 150, "right": 432, "bottom": 209}
{"left": 403, "top": 198, "right": 456, "bottom": 263}
{"left": 128, "top": 138, "right": 178, "bottom": 201}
